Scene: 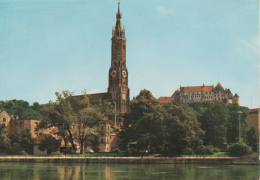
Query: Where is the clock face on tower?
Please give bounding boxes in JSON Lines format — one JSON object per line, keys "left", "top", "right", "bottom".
{"left": 111, "top": 70, "right": 117, "bottom": 77}
{"left": 122, "top": 70, "right": 127, "bottom": 77}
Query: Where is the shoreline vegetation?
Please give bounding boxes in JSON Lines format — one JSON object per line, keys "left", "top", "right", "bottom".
{"left": 0, "top": 152, "right": 258, "bottom": 165}
{"left": 0, "top": 90, "right": 258, "bottom": 162}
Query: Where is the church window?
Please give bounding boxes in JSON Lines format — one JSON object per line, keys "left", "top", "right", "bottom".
{"left": 123, "top": 44, "right": 125, "bottom": 50}
{"left": 3, "top": 118, "right": 6, "bottom": 122}
{"left": 119, "top": 61, "right": 121, "bottom": 66}
{"left": 123, "top": 82, "right": 125, "bottom": 85}
{"left": 123, "top": 61, "right": 125, "bottom": 67}
{"left": 114, "top": 61, "right": 117, "bottom": 66}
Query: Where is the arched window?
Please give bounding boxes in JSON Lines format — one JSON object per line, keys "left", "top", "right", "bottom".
{"left": 123, "top": 62, "right": 125, "bottom": 67}
{"left": 114, "top": 61, "right": 117, "bottom": 66}
{"left": 3, "top": 118, "right": 6, "bottom": 122}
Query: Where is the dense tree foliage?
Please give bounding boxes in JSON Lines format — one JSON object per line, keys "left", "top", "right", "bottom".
{"left": 173, "top": 102, "right": 249, "bottom": 147}
{"left": 0, "top": 100, "right": 43, "bottom": 119}
{"left": 8, "top": 127, "right": 33, "bottom": 154}
{"left": 199, "top": 103, "right": 228, "bottom": 147}
{"left": 0, "top": 124, "right": 10, "bottom": 153}
{"left": 120, "top": 89, "right": 204, "bottom": 155}
{"left": 245, "top": 126, "right": 258, "bottom": 152}
{"left": 164, "top": 105, "right": 205, "bottom": 154}
{"left": 0, "top": 124, "right": 33, "bottom": 154}
{"left": 120, "top": 89, "right": 165, "bottom": 152}
{"left": 38, "top": 136, "right": 61, "bottom": 155}
{"left": 37, "top": 90, "right": 115, "bottom": 153}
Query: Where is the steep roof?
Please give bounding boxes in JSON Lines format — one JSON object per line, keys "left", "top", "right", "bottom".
{"left": 213, "top": 82, "right": 224, "bottom": 91}
{"left": 180, "top": 85, "right": 213, "bottom": 92}
{"left": 158, "top": 97, "right": 172, "bottom": 104}
{"left": 234, "top": 93, "right": 239, "bottom": 97}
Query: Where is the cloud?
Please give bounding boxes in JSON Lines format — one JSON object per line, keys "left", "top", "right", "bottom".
{"left": 88, "top": 88, "right": 101, "bottom": 94}
{"left": 156, "top": 6, "right": 174, "bottom": 16}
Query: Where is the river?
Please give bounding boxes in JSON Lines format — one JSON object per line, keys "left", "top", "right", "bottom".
{"left": 0, "top": 163, "right": 258, "bottom": 180}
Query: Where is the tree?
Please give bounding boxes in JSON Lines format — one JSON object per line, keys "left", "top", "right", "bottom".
{"left": 0, "top": 124, "right": 10, "bottom": 153}
{"left": 0, "top": 99, "right": 43, "bottom": 119}
{"left": 164, "top": 105, "right": 205, "bottom": 154}
{"left": 120, "top": 89, "right": 165, "bottom": 152}
{"left": 200, "top": 103, "right": 228, "bottom": 147}
{"left": 226, "top": 104, "right": 249, "bottom": 143}
{"left": 74, "top": 99, "right": 115, "bottom": 154}
{"left": 245, "top": 126, "right": 258, "bottom": 152}
{"left": 38, "top": 136, "right": 61, "bottom": 155}
{"left": 7, "top": 127, "right": 32, "bottom": 154}
{"left": 38, "top": 90, "right": 115, "bottom": 153}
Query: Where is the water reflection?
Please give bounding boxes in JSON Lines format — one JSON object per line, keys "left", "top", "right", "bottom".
{"left": 0, "top": 163, "right": 258, "bottom": 180}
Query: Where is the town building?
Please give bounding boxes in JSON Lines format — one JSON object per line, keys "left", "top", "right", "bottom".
{"left": 246, "top": 108, "right": 259, "bottom": 131}
{"left": 0, "top": 110, "right": 52, "bottom": 155}
{"left": 158, "top": 97, "right": 172, "bottom": 104}
{"left": 171, "top": 82, "right": 239, "bottom": 105}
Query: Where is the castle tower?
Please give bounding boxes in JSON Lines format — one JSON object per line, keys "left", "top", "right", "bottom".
{"left": 108, "top": 2, "right": 130, "bottom": 127}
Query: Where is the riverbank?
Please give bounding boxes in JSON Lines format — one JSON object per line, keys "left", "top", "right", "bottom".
{"left": 0, "top": 156, "right": 249, "bottom": 165}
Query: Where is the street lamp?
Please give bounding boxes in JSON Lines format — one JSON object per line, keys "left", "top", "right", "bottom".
{"left": 238, "top": 111, "right": 243, "bottom": 142}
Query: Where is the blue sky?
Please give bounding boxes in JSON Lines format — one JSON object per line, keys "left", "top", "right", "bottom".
{"left": 0, "top": 0, "right": 259, "bottom": 108}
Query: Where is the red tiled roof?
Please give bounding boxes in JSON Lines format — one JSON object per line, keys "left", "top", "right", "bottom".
{"left": 180, "top": 85, "right": 213, "bottom": 92}
{"left": 159, "top": 97, "right": 172, "bottom": 104}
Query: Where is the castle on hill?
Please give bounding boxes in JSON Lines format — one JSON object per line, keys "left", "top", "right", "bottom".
{"left": 171, "top": 82, "right": 239, "bottom": 105}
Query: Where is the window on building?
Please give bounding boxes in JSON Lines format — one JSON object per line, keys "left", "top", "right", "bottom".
{"left": 3, "top": 118, "right": 6, "bottom": 122}
{"left": 101, "top": 139, "right": 103, "bottom": 143}
{"left": 101, "top": 126, "right": 103, "bottom": 130}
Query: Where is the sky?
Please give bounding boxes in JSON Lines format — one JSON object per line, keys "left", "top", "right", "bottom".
{"left": 0, "top": 0, "right": 259, "bottom": 108}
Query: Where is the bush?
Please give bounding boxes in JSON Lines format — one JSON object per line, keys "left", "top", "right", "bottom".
{"left": 124, "top": 148, "right": 141, "bottom": 156}
{"left": 183, "top": 148, "right": 194, "bottom": 155}
{"left": 111, "top": 148, "right": 121, "bottom": 153}
{"left": 64, "top": 147, "right": 75, "bottom": 154}
{"left": 228, "top": 142, "right": 250, "bottom": 156}
{"left": 194, "top": 145, "right": 214, "bottom": 155}
{"left": 213, "top": 148, "right": 220, "bottom": 153}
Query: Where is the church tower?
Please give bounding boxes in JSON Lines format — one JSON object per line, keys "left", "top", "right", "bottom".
{"left": 108, "top": 2, "right": 130, "bottom": 127}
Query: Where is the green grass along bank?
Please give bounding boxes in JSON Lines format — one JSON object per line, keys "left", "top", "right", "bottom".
{"left": 0, "top": 157, "right": 245, "bottom": 165}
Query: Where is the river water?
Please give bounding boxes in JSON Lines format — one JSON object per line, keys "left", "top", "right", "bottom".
{"left": 0, "top": 163, "right": 258, "bottom": 180}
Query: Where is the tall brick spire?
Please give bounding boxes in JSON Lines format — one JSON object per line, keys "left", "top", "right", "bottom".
{"left": 108, "top": 1, "right": 129, "bottom": 127}
{"left": 113, "top": 1, "right": 125, "bottom": 37}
